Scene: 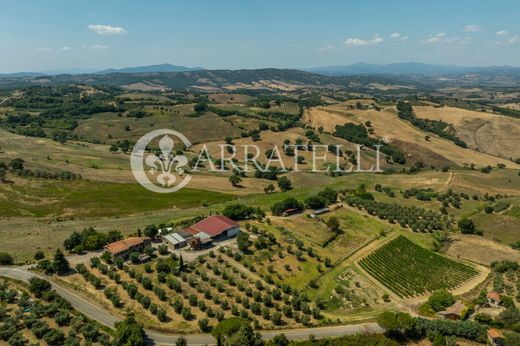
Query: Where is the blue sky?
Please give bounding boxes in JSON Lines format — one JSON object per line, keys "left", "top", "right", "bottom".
{"left": 1, "top": 0, "right": 520, "bottom": 72}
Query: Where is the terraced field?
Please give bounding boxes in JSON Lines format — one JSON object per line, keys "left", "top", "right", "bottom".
{"left": 359, "top": 236, "right": 479, "bottom": 298}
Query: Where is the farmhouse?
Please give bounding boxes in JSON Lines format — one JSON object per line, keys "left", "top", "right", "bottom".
{"left": 487, "top": 328, "right": 504, "bottom": 346}
{"left": 487, "top": 291, "right": 502, "bottom": 307}
{"left": 104, "top": 237, "right": 151, "bottom": 260}
{"left": 438, "top": 301, "right": 466, "bottom": 320}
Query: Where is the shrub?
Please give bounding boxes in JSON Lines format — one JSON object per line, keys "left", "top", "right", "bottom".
{"left": 198, "top": 318, "right": 212, "bottom": 332}
{"left": 0, "top": 253, "right": 14, "bottom": 265}
{"left": 428, "top": 290, "right": 455, "bottom": 312}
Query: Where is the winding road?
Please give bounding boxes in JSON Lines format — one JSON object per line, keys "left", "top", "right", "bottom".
{"left": 0, "top": 266, "right": 383, "bottom": 345}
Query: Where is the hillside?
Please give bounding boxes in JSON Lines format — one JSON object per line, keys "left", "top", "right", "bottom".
{"left": 303, "top": 103, "right": 516, "bottom": 168}
{"left": 414, "top": 105, "right": 520, "bottom": 159}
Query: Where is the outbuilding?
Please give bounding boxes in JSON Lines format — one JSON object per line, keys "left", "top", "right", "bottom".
{"left": 186, "top": 215, "right": 240, "bottom": 241}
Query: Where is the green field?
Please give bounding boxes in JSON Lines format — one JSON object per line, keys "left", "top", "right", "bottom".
{"left": 0, "top": 179, "right": 234, "bottom": 218}
{"left": 506, "top": 204, "right": 520, "bottom": 219}
{"left": 359, "top": 236, "right": 479, "bottom": 298}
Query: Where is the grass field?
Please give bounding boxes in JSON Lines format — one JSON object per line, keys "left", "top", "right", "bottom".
{"left": 506, "top": 204, "right": 520, "bottom": 219}
{"left": 359, "top": 236, "right": 479, "bottom": 298}
{"left": 0, "top": 178, "right": 234, "bottom": 218}
{"left": 74, "top": 109, "right": 242, "bottom": 145}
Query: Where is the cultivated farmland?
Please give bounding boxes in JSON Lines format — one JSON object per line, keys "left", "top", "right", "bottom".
{"left": 359, "top": 236, "right": 480, "bottom": 298}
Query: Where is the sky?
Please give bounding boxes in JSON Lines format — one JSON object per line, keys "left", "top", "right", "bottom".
{"left": 1, "top": 0, "right": 520, "bottom": 73}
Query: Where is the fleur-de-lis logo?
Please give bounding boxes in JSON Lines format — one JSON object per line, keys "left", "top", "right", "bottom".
{"left": 131, "top": 129, "right": 192, "bottom": 193}
{"left": 145, "top": 135, "right": 188, "bottom": 187}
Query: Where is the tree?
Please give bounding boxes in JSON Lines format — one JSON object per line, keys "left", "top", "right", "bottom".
{"left": 223, "top": 204, "right": 263, "bottom": 220}
{"left": 376, "top": 311, "right": 413, "bottom": 336}
{"left": 9, "top": 158, "right": 24, "bottom": 171}
{"left": 34, "top": 251, "right": 45, "bottom": 261}
{"left": 0, "top": 252, "right": 14, "bottom": 265}
{"left": 317, "top": 188, "right": 338, "bottom": 204}
{"left": 459, "top": 218, "right": 479, "bottom": 235}
{"left": 325, "top": 217, "right": 341, "bottom": 233}
{"left": 271, "top": 198, "right": 303, "bottom": 216}
{"left": 130, "top": 252, "right": 140, "bottom": 264}
{"left": 101, "top": 251, "right": 112, "bottom": 264}
{"left": 428, "top": 290, "right": 455, "bottom": 312}
{"left": 226, "top": 324, "right": 259, "bottom": 346}
{"left": 43, "top": 329, "right": 65, "bottom": 345}
{"left": 52, "top": 249, "right": 70, "bottom": 275}
{"left": 505, "top": 331, "right": 520, "bottom": 346}
{"left": 237, "top": 232, "right": 250, "bottom": 252}
{"left": 264, "top": 184, "right": 275, "bottom": 194}
{"left": 179, "top": 254, "right": 185, "bottom": 272}
{"left": 54, "top": 310, "right": 71, "bottom": 326}
{"left": 277, "top": 176, "right": 292, "bottom": 192}
{"left": 143, "top": 224, "right": 158, "bottom": 238}
{"left": 113, "top": 314, "right": 146, "bottom": 346}
{"left": 212, "top": 318, "right": 250, "bottom": 345}
{"left": 229, "top": 175, "right": 242, "bottom": 187}
{"left": 304, "top": 196, "right": 327, "bottom": 210}
{"left": 28, "top": 277, "right": 52, "bottom": 298}
{"left": 0, "top": 163, "right": 7, "bottom": 183}
{"left": 198, "top": 318, "right": 212, "bottom": 332}
{"left": 270, "top": 334, "right": 289, "bottom": 346}
{"left": 175, "top": 336, "right": 188, "bottom": 346}
{"left": 498, "top": 307, "right": 520, "bottom": 327}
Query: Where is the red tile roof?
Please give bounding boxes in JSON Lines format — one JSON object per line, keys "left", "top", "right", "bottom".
{"left": 105, "top": 237, "right": 150, "bottom": 255}
{"left": 488, "top": 328, "right": 504, "bottom": 339}
{"left": 487, "top": 291, "right": 501, "bottom": 301}
{"left": 186, "top": 215, "right": 239, "bottom": 237}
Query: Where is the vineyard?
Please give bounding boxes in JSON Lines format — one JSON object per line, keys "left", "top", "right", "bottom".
{"left": 359, "top": 236, "right": 479, "bottom": 298}
{"left": 269, "top": 102, "right": 300, "bottom": 115}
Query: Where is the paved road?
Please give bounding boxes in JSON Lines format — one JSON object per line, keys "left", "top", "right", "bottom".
{"left": 0, "top": 266, "right": 383, "bottom": 345}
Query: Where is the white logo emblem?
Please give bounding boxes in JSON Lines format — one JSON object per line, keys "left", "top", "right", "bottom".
{"left": 131, "top": 129, "right": 192, "bottom": 193}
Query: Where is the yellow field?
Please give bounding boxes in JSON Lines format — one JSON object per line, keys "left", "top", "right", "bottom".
{"left": 304, "top": 104, "right": 515, "bottom": 168}
{"left": 414, "top": 105, "right": 520, "bottom": 159}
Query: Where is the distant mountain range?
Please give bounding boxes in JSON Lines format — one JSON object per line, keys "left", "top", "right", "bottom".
{"left": 2, "top": 63, "right": 520, "bottom": 90}
{"left": 3, "top": 62, "right": 520, "bottom": 78}
{"left": 95, "top": 63, "right": 202, "bottom": 74}
{"left": 0, "top": 63, "right": 202, "bottom": 77}
{"left": 304, "top": 62, "right": 520, "bottom": 76}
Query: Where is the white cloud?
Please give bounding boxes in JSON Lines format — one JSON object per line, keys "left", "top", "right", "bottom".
{"left": 496, "top": 35, "right": 519, "bottom": 45}
{"left": 345, "top": 35, "right": 384, "bottom": 47}
{"left": 464, "top": 24, "right": 482, "bottom": 32}
{"left": 317, "top": 44, "right": 336, "bottom": 51}
{"left": 37, "top": 47, "right": 52, "bottom": 52}
{"left": 344, "top": 38, "right": 368, "bottom": 46}
{"left": 496, "top": 30, "right": 508, "bottom": 36}
{"left": 427, "top": 32, "right": 452, "bottom": 43}
{"left": 61, "top": 46, "right": 72, "bottom": 51}
{"left": 390, "top": 32, "right": 408, "bottom": 42}
{"left": 371, "top": 35, "right": 384, "bottom": 44}
{"left": 88, "top": 24, "right": 127, "bottom": 35}
{"left": 82, "top": 44, "right": 108, "bottom": 50}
